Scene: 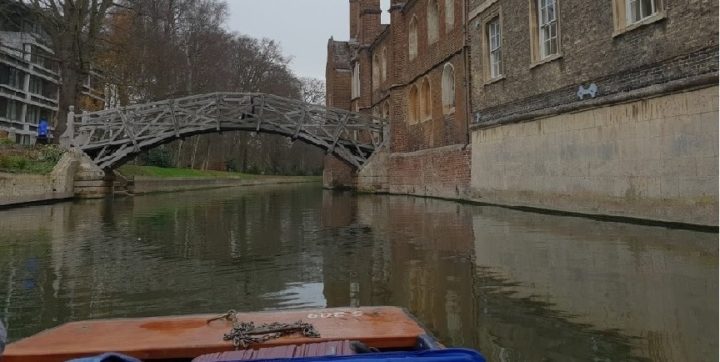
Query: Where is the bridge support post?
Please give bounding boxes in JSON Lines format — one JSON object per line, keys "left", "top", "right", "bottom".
{"left": 322, "top": 154, "right": 357, "bottom": 190}
{"left": 72, "top": 154, "right": 115, "bottom": 199}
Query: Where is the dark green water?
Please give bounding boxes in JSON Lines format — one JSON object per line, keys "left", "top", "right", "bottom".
{"left": 0, "top": 183, "right": 717, "bottom": 361}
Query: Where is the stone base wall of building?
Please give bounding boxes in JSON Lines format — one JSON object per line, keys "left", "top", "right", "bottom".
{"left": 470, "top": 86, "right": 719, "bottom": 226}
{"left": 323, "top": 155, "right": 358, "bottom": 189}
{"left": 358, "top": 144, "right": 472, "bottom": 199}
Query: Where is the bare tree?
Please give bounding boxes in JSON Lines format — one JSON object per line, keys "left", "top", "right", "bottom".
{"left": 300, "top": 77, "right": 325, "bottom": 105}
{"left": 21, "top": 0, "right": 116, "bottom": 140}
{"left": 98, "top": 0, "right": 323, "bottom": 175}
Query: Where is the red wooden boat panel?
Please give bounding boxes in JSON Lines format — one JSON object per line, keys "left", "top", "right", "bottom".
{"left": 4, "top": 307, "right": 426, "bottom": 362}
{"left": 192, "top": 340, "right": 355, "bottom": 362}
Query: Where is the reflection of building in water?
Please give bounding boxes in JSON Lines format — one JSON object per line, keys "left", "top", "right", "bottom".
{"left": 0, "top": 186, "right": 715, "bottom": 361}
{"left": 471, "top": 207, "right": 718, "bottom": 361}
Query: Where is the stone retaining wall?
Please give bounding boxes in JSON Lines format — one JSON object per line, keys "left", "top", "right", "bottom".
{"left": 0, "top": 152, "right": 77, "bottom": 207}
{"left": 470, "top": 86, "right": 719, "bottom": 226}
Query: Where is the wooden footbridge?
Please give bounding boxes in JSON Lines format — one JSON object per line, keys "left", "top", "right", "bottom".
{"left": 61, "top": 93, "right": 387, "bottom": 169}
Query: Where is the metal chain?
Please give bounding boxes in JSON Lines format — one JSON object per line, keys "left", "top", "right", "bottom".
{"left": 208, "top": 311, "right": 320, "bottom": 350}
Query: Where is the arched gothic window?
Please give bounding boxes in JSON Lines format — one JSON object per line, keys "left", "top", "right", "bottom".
{"left": 409, "top": 16, "right": 418, "bottom": 60}
{"left": 420, "top": 77, "right": 432, "bottom": 121}
{"left": 408, "top": 85, "right": 419, "bottom": 124}
{"left": 428, "top": 0, "right": 440, "bottom": 44}
{"left": 372, "top": 53, "right": 380, "bottom": 89}
{"left": 445, "top": 0, "right": 455, "bottom": 30}
{"left": 381, "top": 48, "right": 388, "bottom": 82}
{"left": 442, "top": 63, "right": 456, "bottom": 113}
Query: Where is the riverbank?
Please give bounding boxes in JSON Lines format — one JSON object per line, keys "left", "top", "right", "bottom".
{"left": 118, "top": 165, "right": 320, "bottom": 194}
{"left": 129, "top": 175, "right": 321, "bottom": 194}
{"left": 0, "top": 160, "right": 320, "bottom": 208}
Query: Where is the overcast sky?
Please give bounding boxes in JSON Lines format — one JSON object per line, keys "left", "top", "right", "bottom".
{"left": 226, "top": 0, "right": 391, "bottom": 80}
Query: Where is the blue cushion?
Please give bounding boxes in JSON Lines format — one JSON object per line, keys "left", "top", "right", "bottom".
{"left": 228, "top": 349, "right": 486, "bottom": 362}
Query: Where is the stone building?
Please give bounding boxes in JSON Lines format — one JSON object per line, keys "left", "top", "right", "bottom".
{"left": 0, "top": 0, "right": 105, "bottom": 144}
{"left": 326, "top": 0, "right": 718, "bottom": 226}
{"left": 467, "top": 0, "right": 718, "bottom": 225}
{"left": 326, "top": 0, "right": 473, "bottom": 197}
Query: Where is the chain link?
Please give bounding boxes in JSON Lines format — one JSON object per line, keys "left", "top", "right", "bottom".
{"left": 208, "top": 311, "right": 320, "bottom": 350}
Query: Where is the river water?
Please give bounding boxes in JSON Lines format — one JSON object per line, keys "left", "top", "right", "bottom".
{"left": 0, "top": 183, "right": 716, "bottom": 361}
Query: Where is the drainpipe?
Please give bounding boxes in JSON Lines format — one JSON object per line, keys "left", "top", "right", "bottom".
{"left": 462, "top": 0, "right": 472, "bottom": 147}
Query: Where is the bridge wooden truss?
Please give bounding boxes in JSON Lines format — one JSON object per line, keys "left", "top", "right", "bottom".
{"left": 62, "top": 93, "right": 388, "bottom": 170}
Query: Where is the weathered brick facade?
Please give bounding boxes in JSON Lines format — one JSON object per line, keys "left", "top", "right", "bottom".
{"left": 467, "top": 0, "right": 719, "bottom": 226}
{"left": 326, "top": 0, "right": 472, "bottom": 193}
{"left": 468, "top": 0, "right": 718, "bottom": 124}
{"left": 326, "top": 0, "right": 718, "bottom": 225}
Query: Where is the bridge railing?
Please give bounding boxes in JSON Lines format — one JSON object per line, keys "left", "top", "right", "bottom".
{"left": 61, "top": 92, "right": 388, "bottom": 169}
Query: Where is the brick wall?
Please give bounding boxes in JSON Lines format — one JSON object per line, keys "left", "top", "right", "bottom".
{"left": 359, "top": 144, "right": 471, "bottom": 199}
{"left": 325, "top": 39, "right": 358, "bottom": 189}
{"left": 383, "top": 0, "right": 469, "bottom": 152}
{"left": 326, "top": 0, "right": 473, "bottom": 194}
{"left": 323, "top": 154, "right": 358, "bottom": 189}
{"left": 468, "top": 0, "right": 719, "bottom": 123}
{"left": 326, "top": 40, "right": 353, "bottom": 110}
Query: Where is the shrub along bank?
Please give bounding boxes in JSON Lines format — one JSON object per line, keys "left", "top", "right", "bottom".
{"left": 0, "top": 145, "right": 65, "bottom": 175}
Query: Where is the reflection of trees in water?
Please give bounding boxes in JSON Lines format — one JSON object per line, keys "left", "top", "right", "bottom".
{"left": 0, "top": 186, "right": 714, "bottom": 362}
{"left": 0, "top": 185, "right": 329, "bottom": 341}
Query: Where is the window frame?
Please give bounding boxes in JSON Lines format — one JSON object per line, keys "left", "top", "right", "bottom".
{"left": 612, "top": 0, "right": 664, "bottom": 36}
{"left": 626, "top": 0, "right": 657, "bottom": 25}
{"left": 408, "top": 84, "right": 419, "bottom": 124}
{"left": 372, "top": 53, "right": 380, "bottom": 90}
{"left": 528, "top": 0, "right": 562, "bottom": 65}
{"left": 445, "top": 0, "right": 455, "bottom": 32}
{"left": 487, "top": 17, "right": 503, "bottom": 79}
{"left": 537, "top": 0, "right": 559, "bottom": 60}
{"left": 479, "top": 8, "right": 505, "bottom": 83}
{"left": 420, "top": 77, "right": 432, "bottom": 122}
{"left": 428, "top": 0, "right": 440, "bottom": 45}
{"left": 441, "top": 63, "right": 456, "bottom": 114}
{"left": 409, "top": 16, "right": 419, "bottom": 61}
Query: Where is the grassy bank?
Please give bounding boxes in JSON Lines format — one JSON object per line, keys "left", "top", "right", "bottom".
{"left": 118, "top": 165, "right": 321, "bottom": 181}
{"left": 0, "top": 145, "right": 65, "bottom": 175}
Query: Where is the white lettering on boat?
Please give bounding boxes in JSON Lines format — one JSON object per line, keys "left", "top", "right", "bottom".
{"left": 307, "top": 310, "right": 363, "bottom": 319}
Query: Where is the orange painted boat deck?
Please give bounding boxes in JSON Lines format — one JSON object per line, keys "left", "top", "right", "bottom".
{"left": 4, "top": 307, "right": 427, "bottom": 362}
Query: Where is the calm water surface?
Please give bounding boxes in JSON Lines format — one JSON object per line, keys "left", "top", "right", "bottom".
{"left": 0, "top": 183, "right": 716, "bottom": 361}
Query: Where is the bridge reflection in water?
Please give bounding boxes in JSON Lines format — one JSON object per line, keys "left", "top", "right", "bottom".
{"left": 0, "top": 184, "right": 716, "bottom": 361}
